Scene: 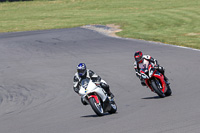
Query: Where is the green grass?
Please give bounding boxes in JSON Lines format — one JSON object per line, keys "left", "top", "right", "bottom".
{"left": 0, "top": 0, "right": 200, "bottom": 49}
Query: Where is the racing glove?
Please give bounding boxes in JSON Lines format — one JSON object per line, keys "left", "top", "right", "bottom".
{"left": 154, "top": 64, "right": 159, "bottom": 69}
{"left": 136, "top": 72, "right": 141, "bottom": 79}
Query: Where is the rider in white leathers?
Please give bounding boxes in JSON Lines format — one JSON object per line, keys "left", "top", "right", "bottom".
{"left": 73, "top": 63, "right": 114, "bottom": 105}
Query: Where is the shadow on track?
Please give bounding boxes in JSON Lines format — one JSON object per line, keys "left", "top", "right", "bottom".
{"left": 81, "top": 113, "right": 115, "bottom": 118}
{"left": 142, "top": 95, "right": 172, "bottom": 99}
{"left": 142, "top": 96, "right": 162, "bottom": 99}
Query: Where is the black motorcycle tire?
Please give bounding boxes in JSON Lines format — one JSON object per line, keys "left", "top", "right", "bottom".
{"left": 165, "top": 84, "right": 172, "bottom": 96}
{"left": 108, "top": 100, "right": 117, "bottom": 114}
{"left": 89, "top": 97, "right": 104, "bottom": 116}
{"left": 151, "top": 80, "right": 165, "bottom": 98}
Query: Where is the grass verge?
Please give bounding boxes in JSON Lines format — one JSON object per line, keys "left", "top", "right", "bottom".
{"left": 0, "top": 0, "right": 199, "bottom": 49}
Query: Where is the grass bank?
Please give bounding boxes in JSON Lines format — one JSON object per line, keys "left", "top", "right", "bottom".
{"left": 0, "top": 0, "right": 199, "bottom": 49}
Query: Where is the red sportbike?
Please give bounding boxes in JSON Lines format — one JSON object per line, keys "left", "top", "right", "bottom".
{"left": 140, "top": 63, "right": 172, "bottom": 98}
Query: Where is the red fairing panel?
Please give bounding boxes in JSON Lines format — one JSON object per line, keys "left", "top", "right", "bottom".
{"left": 153, "top": 74, "right": 166, "bottom": 93}
{"left": 88, "top": 95, "right": 99, "bottom": 104}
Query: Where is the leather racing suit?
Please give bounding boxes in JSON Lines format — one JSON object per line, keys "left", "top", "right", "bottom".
{"left": 133, "top": 55, "right": 167, "bottom": 86}
{"left": 73, "top": 69, "right": 113, "bottom": 105}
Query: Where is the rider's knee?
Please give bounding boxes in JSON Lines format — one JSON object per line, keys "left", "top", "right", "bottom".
{"left": 100, "top": 82, "right": 109, "bottom": 89}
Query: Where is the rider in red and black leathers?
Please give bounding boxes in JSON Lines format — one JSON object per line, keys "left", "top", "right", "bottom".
{"left": 133, "top": 51, "right": 169, "bottom": 86}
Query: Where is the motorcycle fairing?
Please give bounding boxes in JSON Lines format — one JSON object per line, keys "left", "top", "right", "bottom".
{"left": 153, "top": 73, "right": 166, "bottom": 93}
{"left": 93, "top": 87, "right": 107, "bottom": 102}
{"left": 79, "top": 78, "right": 107, "bottom": 102}
{"left": 143, "top": 70, "right": 166, "bottom": 93}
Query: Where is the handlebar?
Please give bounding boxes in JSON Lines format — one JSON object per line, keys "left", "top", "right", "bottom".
{"left": 141, "top": 73, "right": 149, "bottom": 79}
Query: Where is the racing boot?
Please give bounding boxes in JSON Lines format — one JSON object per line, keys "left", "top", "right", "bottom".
{"left": 164, "top": 75, "right": 170, "bottom": 85}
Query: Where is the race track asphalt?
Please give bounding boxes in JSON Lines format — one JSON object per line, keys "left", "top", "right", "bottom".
{"left": 0, "top": 28, "right": 200, "bottom": 133}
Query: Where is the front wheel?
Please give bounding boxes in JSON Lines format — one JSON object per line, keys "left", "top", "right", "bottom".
{"left": 89, "top": 97, "right": 104, "bottom": 116}
{"left": 151, "top": 80, "right": 165, "bottom": 98}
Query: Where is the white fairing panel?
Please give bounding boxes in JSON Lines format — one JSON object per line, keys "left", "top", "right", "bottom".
{"left": 94, "top": 87, "right": 107, "bottom": 102}
{"left": 79, "top": 79, "right": 107, "bottom": 102}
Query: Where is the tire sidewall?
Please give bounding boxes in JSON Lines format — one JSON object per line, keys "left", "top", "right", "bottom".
{"left": 151, "top": 80, "right": 165, "bottom": 98}
{"left": 89, "top": 97, "right": 104, "bottom": 116}
{"left": 108, "top": 100, "right": 117, "bottom": 114}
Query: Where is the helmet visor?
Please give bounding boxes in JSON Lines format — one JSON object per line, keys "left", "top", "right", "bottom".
{"left": 77, "top": 69, "right": 86, "bottom": 76}
{"left": 135, "top": 54, "right": 142, "bottom": 62}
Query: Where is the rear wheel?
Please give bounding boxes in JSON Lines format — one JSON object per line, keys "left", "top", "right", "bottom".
{"left": 108, "top": 99, "right": 117, "bottom": 114}
{"left": 165, "top": 84, "right": 172, "bottom": 96}
{"left": 151, "top": 80, "right": 165, "bottom": 98}
{"left": 89, "top": 97, "right": 104, "bottom": 116}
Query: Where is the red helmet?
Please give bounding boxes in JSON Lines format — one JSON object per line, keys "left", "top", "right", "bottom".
{"left": 134, "top": 51, "right": 143, "bottom": 63}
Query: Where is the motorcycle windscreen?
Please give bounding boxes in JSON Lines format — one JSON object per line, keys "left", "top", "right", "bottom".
{"left": 79, "top": 78, "right": 97, "bottom": 95}
{"left": 79, "top": 78, "right": 90, "bottom": 95}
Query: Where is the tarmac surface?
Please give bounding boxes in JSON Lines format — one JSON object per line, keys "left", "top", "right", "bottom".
{"left": 0, "top": 27, "right": 200, "bottom": 133}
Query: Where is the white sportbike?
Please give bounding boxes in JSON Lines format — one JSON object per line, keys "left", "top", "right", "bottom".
{"left": 79, "top": 78, "right": 117, "bottom": 116}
